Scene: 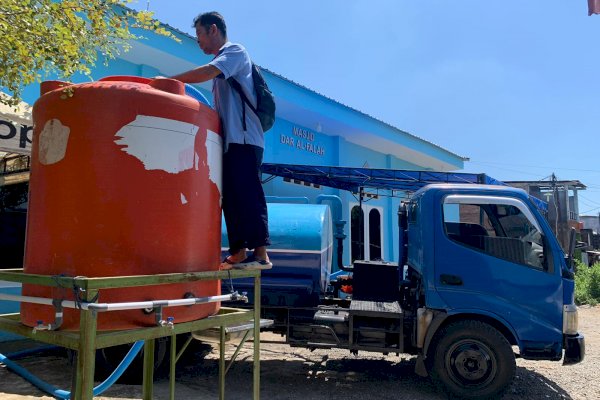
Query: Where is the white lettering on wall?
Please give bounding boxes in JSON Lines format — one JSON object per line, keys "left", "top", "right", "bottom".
{"left": 279, "top": 126, "right": 326, "bottom": 157}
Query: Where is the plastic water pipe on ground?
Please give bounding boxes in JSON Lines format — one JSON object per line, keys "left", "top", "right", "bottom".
{"left": 0, "top": 341, "right": 143, "bottom": 399}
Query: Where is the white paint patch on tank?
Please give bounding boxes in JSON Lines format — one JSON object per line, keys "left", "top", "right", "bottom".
{"left": 205, "top": 129, "right": 223, "bottom": 198}
{"left": 39, "top": 119, "right": 70, "bottom": 165}
{"left": 114, "top": 115, "right": 199, "bottom": 174}
{"left": 181, "top": 193, "right": 188, "bottom": 204}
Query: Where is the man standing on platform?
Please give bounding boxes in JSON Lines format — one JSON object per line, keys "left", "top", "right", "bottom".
{"left": 170, "top": 11, "right": 271, "bottom": 270}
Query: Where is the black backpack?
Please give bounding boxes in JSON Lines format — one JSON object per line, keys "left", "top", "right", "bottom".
{"left": 227, "top": 63, "right": 276, "bottom": 132}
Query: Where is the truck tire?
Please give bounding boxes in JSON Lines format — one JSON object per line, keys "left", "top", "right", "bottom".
{"left": 428, "top": 320, "right": 515, "bottom": 399}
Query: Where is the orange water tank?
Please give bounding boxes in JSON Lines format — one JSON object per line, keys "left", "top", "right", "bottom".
{"left": 21, "top": 76, "right": 223, "bottom": 330}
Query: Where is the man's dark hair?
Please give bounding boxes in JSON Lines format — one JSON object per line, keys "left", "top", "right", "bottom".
{"left": 193, "top": 12, "right": 227, "bottom": 37}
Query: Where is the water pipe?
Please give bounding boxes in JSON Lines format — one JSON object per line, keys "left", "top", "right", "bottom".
{"left": 86, "top": 292, "right": 246, "bottom": 312}
{"left": 316, "top": 195, "right": 349, "bottom": 271}
{"left": 0, "top": 291, "right": 245, "bottom": 313}
{"left": 0, "top": 340, "right": 144, "bottom": 399}
{"left": 0, "top": 291, "right": 246, "bottom": 335}
{"left": 4, "top": 345, "right": 59, "bottom": 359}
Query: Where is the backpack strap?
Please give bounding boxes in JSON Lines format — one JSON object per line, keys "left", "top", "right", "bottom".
{"left": 227, "top": 72, "right": 257, "bottom": 131}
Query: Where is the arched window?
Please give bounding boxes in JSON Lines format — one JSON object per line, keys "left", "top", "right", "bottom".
{"left": 351, "top": 205, "right": 364, "bottom": 262}
{"left": 369, "top": 208, "right": 382, "bottom": 260}
{"left": 350, "top": 204, "right": 384, "bottom": 263}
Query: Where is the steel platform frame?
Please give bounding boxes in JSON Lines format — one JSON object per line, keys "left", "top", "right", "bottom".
{"left": 0, "top": 268, "right": 262, "bottom": 400}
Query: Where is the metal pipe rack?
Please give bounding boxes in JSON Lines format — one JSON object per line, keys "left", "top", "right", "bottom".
{"left": 0, "top": 268, "right": 263, "bottom": 400}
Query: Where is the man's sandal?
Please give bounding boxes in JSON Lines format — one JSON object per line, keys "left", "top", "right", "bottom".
{"left": 220, "top": 256, "right": 237, "bottom": 270}
{"left": 233, "top": 255, "right": 273, "bottom": 270}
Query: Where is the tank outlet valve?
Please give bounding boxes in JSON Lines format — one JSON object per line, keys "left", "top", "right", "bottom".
{"left": 231, "top": 291, "right": 249, "bottom": 303}
{"left": 33, "top": 320, "right": 50, "bottom": 333}
{"left": 160, "top": 317, "right": 175, "bottom": 329}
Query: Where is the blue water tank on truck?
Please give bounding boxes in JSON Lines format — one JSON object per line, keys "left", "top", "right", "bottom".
{"left": 221, "top": 202, "right": 333, "bottom": 310}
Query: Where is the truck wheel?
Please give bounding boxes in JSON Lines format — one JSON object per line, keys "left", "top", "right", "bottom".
{"left": 428, "top": 320, "right": 515, "bottom": 399}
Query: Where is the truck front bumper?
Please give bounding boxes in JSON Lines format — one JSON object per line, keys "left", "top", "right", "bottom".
{"left": 563, "top": 333, "right": 585, "bottom": 365}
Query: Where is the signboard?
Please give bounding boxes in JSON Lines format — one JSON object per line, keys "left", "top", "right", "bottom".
{"left": 0, "top": 119, "right": 32, "bottom": 155}
{"left": 0, "top": 93, "right": 32, "bottom": 155}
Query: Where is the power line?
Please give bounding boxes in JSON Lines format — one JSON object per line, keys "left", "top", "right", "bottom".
{"left": 579, "top": 200, "right": 600, "bottom": 212}
{"left": 581, "top": 205, "right": 600, "bottom": 214}
{"left": 470, "top": 161, "right": 600, "bottom": 191}
{"left": 469, "top": 160, "right": 600, "bottom": 174}
{"left": 579, "top": 194, "right": 600, "bottom": 206}
{"left": 466, "top": 163, "right": 548, "bottom": 178}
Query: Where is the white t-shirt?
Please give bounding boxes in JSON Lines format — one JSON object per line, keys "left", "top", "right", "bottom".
{"left": 209, "top": 42, "right": 264, "bottom": 151}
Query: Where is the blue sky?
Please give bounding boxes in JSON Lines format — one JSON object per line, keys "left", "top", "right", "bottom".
{"left": 132, "top": 1, "right": 600, "bottom": 215}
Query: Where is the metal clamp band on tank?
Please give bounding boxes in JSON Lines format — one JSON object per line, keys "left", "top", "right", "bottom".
{"left": 22, "top": 75, "right": 224, "bottom": 330}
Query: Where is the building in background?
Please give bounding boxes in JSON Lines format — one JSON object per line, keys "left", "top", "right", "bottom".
{"left": 580, "top": 215, "right": 600, "bottom": 264}
{"left": 581, "top": 215, "right": 600, "bottom": 234}
{"left": 505, "top": 178, "right": 586, "bottom": 251}
{"left": 0, "top": 97, "right": 31, "bottom": 269}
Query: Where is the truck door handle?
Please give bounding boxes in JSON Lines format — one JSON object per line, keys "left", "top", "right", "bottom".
{"left": 440, "top": 274, "right": 463, "bottom": 286}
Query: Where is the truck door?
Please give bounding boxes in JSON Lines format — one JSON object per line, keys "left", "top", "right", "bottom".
{"left": 434, "top": 194, "right": 563, "bottom": 344}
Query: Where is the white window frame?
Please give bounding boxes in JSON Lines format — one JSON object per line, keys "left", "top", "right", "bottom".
{"left": 444, "top": 195, "right": 542, "bottom": 232}
{"left": 349, "top": 202, "right": 385, "bottom": 261}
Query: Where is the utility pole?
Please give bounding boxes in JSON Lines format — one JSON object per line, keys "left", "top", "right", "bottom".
{"left": 552, "top": 173, "right": 567, "bottom": 249}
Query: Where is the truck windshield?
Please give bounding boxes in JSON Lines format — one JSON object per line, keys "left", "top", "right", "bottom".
{"left": 443, "top": 195, "right": 546, "bottom": 270}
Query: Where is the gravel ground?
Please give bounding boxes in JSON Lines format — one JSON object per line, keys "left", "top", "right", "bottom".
{"left": 0, "top": 305, "right": 598, "bottom": 399}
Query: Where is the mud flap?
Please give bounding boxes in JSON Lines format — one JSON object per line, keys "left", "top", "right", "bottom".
{"left": 414, "top": 354, "right": 429, "bottom": 377}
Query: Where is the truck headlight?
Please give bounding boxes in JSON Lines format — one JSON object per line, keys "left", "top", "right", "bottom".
{"left": 563, "top": 304, "right": 579, "bottom": 335}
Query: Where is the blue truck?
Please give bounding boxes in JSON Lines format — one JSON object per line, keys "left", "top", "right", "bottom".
{"left": 227, "top": 164, "right": 585, "bottom": 399}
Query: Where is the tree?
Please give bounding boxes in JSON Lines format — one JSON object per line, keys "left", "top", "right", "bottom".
{"left": 0, "top": 0, "right": 178, "bottom": 107}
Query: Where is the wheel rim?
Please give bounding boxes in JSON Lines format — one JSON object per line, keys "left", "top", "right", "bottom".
{"left": 445, "top": 339, "right": 497, "bottom": 388}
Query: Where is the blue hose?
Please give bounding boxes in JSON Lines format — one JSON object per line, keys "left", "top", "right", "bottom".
{"left": 0, "top": 340, "right": 144, "bottom": 399}
{"left": 184, "top": 84, "right": 211, "bottom": 107}
{"left": 4, "top": 345, "right": 59, "bottom": 359}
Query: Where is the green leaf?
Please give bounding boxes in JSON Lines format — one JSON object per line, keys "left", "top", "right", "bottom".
{"left": 0, "top": 0, "right": 178, "bottom": 106}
